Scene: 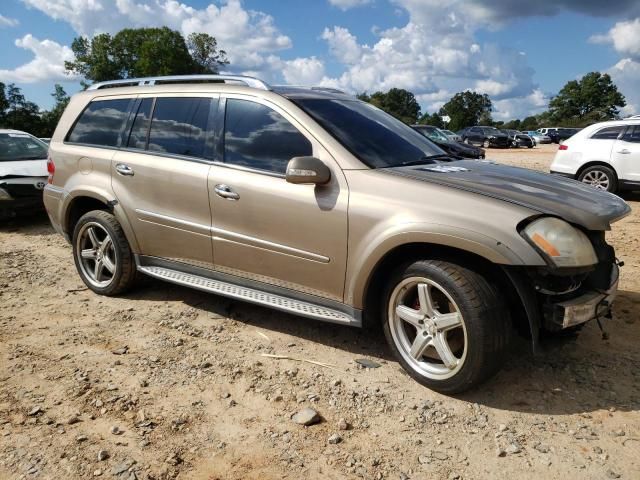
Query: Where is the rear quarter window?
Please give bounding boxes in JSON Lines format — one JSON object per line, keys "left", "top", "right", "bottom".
{"left": 590, "top": 126, "right": 624, "bottom": 140}
{"left": 66, "top": 98, "right": 133, "bottom": 147}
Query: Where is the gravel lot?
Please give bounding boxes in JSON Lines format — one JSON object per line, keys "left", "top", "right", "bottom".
{"left": 1, "top": 144, "right": 639, "bottom": 480}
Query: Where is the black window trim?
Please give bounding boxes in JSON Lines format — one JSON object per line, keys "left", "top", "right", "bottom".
{"left": 125, "top": 97, "right": 156, "bottom": 151}
{"left": 219, "top": 95, "right": 315, "bottom": 178}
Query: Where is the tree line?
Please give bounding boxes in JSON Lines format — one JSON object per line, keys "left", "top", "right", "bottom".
{"left": 359, "top": 71, "right": 626, "bottom": 132}
{"left": 0, "top": 25, "right": 628, "bottom": 137}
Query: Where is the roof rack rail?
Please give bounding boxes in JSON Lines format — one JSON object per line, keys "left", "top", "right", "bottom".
{"left": 86, "top": 74, "right": 271, "bottom": 91}
{"left": 310, "top": 86, "right": 347, "bottom": 94}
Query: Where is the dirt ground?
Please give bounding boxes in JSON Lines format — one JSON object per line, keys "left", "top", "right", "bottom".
{"left": 1, "top": 144, "right": 639, "bottom": 480}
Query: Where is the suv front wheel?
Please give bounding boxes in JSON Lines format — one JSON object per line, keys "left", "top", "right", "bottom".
{"left": 383, "top": 260, "right": 510, "bottom": 394}
{"left": 72, "top": 210, "right": 138, "bottom": 296}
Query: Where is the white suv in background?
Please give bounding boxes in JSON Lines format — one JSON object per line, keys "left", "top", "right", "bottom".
{"left": 550, "top": 119, "right": 640, "bottom": 193}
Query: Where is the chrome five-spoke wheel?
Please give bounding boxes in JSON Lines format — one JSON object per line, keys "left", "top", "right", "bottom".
{"left": 76, "top": 222, "right": 117, "bottom": 288}
{"left": 388, "top": 277, "right": 467, "bottom": 380}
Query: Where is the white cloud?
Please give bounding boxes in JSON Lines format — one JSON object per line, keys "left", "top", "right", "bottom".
{"left": 22, "top": 0, "right": 292, "bottom": 72}
{"left": 608, "top": 58, "right": 640, "bottom": 116}
{"left": 318, "top": 0, "right": 538, "bottom": 118}
{"left": 327, "top": 0, "right": 371, "bottom": 10}
{"left": 590, "top": 18, "right": 640, "bottom": 59}
{"left": 0, "top": 34, "right": 77, "bottom": 83}
{"left": 281, "top": 57, "right": 326, "bottom": 85}
{"left": 0, "top": 14, "right": 19, "bottom": 27}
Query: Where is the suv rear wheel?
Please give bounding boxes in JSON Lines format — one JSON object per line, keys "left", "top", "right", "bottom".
{"left": 578, "top": 165, "right": 617, "bottom": 193}
{"left": 382, "top": 260, "right": 510, "bottom": 394}
{"left": 72, "top": 210, "right": 137, "bottom": 296}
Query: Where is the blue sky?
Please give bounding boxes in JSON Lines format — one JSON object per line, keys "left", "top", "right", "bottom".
{"left": 1, "top": 0, "right": 640, "bottom": 120}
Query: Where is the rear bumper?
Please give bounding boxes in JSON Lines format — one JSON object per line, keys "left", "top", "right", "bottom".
{"left": 42, "top": 184, "right": 67, "bottom": 238}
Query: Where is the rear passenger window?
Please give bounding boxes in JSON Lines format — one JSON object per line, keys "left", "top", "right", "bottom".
{"left": 224, "top": 99, "right": 312, "bottom": 174}
{"left": 591, "top": 126, "right": 623, "bottom": 140}
{"left": 127, "top": 98, "right": 153, "bottom": 149}
{"left": 67, "top": 99, "right": 132, "bottom": 146}
{"left": 147, "top": 97, "right": 212, "bottom": 158}
{"left": 622, "top": 126, "right": 640, "bottom": 143}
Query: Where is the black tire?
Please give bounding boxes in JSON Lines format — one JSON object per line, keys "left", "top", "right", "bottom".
{"left": 577, "top": 165, "right": 618, "bottom": 193}
{"left": 72, "top": 210, "right": 138, "bottom": 296}
{"left": 527, "top": 145, "right": 533, "bottom": 149}
{"left": 382, "top": 260, "right": 511, "bottom": 394}
{"left": 483, "top": 139, "right": 490, "bottom": 148}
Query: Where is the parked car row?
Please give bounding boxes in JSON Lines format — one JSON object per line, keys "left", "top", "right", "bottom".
{"left": 411, "top": 125, "right": 485, "bottom": 159}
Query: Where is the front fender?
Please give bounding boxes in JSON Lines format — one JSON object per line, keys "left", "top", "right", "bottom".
{"left": 345, "top": 222, "right": 544, "bottom": 308}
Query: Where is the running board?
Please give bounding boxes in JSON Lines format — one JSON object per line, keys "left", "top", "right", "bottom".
{"left": 138, "top": 265, "right": 360, "bottom": 326}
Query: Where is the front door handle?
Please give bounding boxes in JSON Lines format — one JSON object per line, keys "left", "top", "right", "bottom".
{"left": 214, "top": 184, "right": 240, "bottom": 200}
{"left": 115, "top": 163, "right": 134, "bottom": 176}
{"left": 617, "top": 149, "right": 631, "bottom": 154}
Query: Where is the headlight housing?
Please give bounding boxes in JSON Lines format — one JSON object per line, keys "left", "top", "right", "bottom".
{"left": 523, "top": 217, "right": 598, "bottom": 267}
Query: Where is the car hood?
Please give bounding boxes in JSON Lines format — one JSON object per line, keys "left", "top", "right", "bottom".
{"left": 388, "top": 159, "right": 631, "bottom": 231}
{"left": 0, "top": 159, "right": 48, "bottom": 178}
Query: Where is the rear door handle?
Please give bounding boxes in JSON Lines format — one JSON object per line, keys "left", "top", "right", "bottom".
{"left": 214, "top": 184, "right": 240, "bottom": 200}
{"left": 115, "top": 163, "right": 134, "bottom": 176}
{"left": 617, "top": 149, "right": 631, "bottom": 154}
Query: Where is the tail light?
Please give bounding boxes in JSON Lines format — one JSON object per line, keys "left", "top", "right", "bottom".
{"left": 558, "top": 144, "right": 568, "bottom": 151}
{"left": 47, "top": 156, "right": 55, "bottom": 184}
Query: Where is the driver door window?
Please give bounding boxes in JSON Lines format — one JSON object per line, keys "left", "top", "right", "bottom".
{"left": 224, "top": 99, "right": 312, "bottom": 174}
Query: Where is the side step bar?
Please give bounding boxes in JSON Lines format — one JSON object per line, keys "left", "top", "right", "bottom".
{"left": 138, "top": 265, "right": 360, "bottom": 326}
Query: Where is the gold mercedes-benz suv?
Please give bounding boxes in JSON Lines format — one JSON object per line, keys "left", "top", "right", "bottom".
{"left": 43, "top": 75, "right": 629, "bottom": 393}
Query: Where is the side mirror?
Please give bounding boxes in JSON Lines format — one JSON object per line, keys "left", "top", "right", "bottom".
{"left": 285, "top": 156, "right": 331, "bottom": 185}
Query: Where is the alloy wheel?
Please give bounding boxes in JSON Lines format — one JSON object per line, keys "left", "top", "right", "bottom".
{"left": 581, "top": 170, "right": 610, "bottom": 190}
{"left": 388, "top": 277, "right": 467, "bottom": 380}
{"left": 75, "top": 222, "right": 117, "bottom": 288}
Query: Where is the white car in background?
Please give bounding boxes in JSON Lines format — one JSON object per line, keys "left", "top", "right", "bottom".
{"left": 0, "top": 129, "right": 49, "bottom": 219}
{"left": 550, "top": 119, "right": 640, "bottom": 193}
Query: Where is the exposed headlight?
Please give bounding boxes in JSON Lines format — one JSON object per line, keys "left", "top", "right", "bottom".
{"left": 523, "top": 217, "right": 597, "bottom": 267}
{"left": 0, "top": 187, "right": 12, "bottom": 201}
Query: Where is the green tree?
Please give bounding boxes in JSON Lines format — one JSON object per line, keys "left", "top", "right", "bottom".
{"left": 0, "top": 83, "right": 43, "bottom": 136}
{"left": 439, "top": 91, "right": 492, "bottom": 131}
{"left": 65, "top": 27, "right": 229, "bottom": 82}
{"left": 358, "top": 88, "right": 421, "bottom": 124}
{"left": 549, "top": 72, "right": 626, "bottom": 126}
{"left": 41, "top": 84, "right": 70, "bottom": 136}
{"left": 418, "top": 112, "right": 444, "bottom": 128}
{"left": 187, "top": 32, "right": 229, "bottom": 73}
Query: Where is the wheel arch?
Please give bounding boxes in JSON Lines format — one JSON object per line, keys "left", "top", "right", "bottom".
{"left": 576, "top": 161, "right": 619, "bottom": 180}
{"left": 360, "top": 243, "right": 535, "bottom": 350}
{"left": 63, "top": 192, "right": 140, "bottom": 253}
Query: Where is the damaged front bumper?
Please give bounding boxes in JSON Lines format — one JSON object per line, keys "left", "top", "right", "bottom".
{"left": 0, "top": 176, "right": 48, "bottom": 219}
{"left": 545, "top": 263, "right": 619, "bottom": 329}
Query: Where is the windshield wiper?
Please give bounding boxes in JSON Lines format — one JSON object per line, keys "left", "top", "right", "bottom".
{"left": 392, "top": 154, "right": 453, "bottom": 167}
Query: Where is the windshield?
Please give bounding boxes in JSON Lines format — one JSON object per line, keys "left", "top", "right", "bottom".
{"left": 442, "top": 130, "right": 455, "bottom": 136}
{"left": 293, "top": 99, "right": 445, "bottom": 168}
{"left": 0, "top": 133, "right": 48, "bottom": 161}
